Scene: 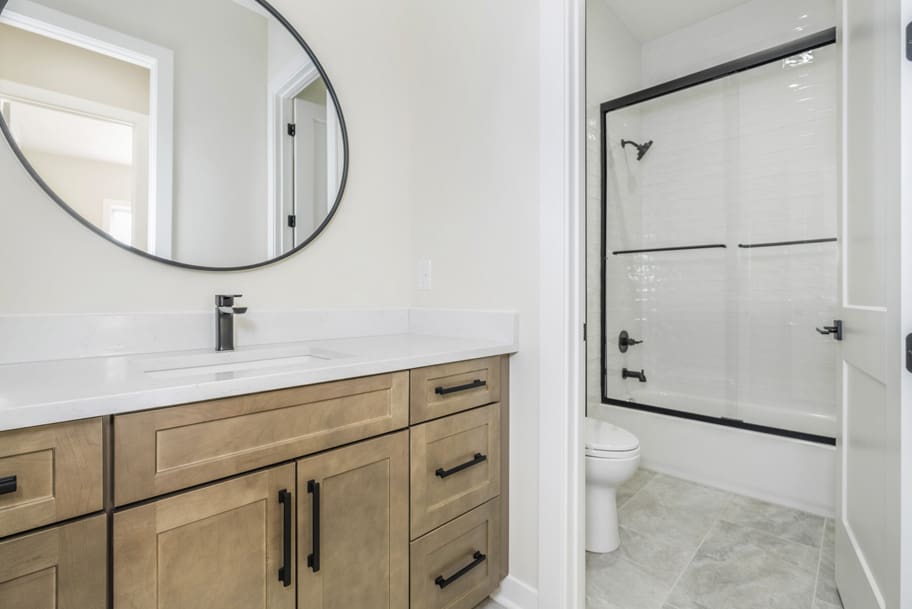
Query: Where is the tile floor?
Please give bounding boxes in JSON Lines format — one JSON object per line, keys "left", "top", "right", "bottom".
{"left": 588, "top": 470, "right": 843, "bottom": 609}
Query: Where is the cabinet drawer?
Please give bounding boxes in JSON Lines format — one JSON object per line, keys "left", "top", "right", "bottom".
{"left": 0, "top": 418, "right": 103, "bottom": 538}
{"left": 410, "top": 499, "right": 501, "bottom": 609}
{"left": 0, "top": 514, "right": 107, "bottom": 609}
{"left": 411, "top": 404, "right": 501, "bottom": 538}
{"left": 114, "top": 371, "right": 409, "bottom": 505}
{"left": 410, "top": 357, "right": 502, "bottom": 424}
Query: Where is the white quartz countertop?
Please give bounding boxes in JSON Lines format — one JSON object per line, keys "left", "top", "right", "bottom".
{"left": 0, "top": 333, "right": 516, "bottom": 431}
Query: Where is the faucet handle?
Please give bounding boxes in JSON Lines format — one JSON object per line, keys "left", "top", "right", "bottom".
{"left": 216, "top": 294, "right": 243, "bottom": 306}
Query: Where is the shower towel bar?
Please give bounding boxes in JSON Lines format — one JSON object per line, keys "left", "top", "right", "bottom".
{"left": 612, "top": 244, "right": 726, "bottom": 256}
{"left": 737, "top": 238, "right": 837, "bottom": 249}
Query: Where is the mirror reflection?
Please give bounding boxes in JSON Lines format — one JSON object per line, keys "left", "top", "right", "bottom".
{"left": 0, "top": 0, "right": 347, "bottom": 269}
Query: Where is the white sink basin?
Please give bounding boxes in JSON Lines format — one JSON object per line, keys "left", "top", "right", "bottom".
{"left": 135, "top": 344, "right": 348, "bottom": 378}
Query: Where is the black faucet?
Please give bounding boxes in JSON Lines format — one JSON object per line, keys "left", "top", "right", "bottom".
{"left": 215, "top": 294, "right": 248, "bottom": 351}
{"left": 622, "top": 368, "right": 647, "bottom": 383}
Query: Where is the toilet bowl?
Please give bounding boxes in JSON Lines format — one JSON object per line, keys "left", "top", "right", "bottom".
{"left": 585, "top": 418, "right": 640, "bottom": 553}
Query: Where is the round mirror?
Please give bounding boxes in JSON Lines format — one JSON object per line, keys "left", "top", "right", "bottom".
{"left": 0, "top": 0, "right": 347, "bottom": 270}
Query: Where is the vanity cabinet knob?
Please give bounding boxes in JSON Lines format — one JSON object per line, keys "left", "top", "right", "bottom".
{"left": 278, "top": 489, "right": 292, "bottom": 587}
{"left": 306, "top": 480, "right": 321, "bottom": 573}
{"left": 435, "top": 551, "right": 487, "bottom": 589}
{"left": 435, "top": 379, "right": 486, "bottom": 396}
{"left": 0, "top": 476, "right": 16, "bottom": 495}
{"left": 435, "top": 453, "right": 488, "bottom": 479}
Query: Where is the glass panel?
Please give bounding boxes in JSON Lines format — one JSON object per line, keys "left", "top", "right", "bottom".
{"left": 600, "top": 44, "right": 838, "bottom": 438}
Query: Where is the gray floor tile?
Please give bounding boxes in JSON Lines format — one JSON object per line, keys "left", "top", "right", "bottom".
{"left": 587, "top": 551, "right": 672, "bottom": 609}
{"left": 666, "top": 520, "right": 818, "bottom": 609}
{"left": 614, "top": 525, "right": 700, "bottom": 585}
{"left": 816, "top": 519, "right": 841, "bottom": 607}
{"left": 720, "top": 495, "right": 826, "bottom": 548}
{"left": 617, "top": 468, "right": 657, "bottom": 509}
{"left": 619, "top": 474, "right": 732, "bottom": 549}
{"left": 815, "top": 601, "right": 842, "bottom": 609}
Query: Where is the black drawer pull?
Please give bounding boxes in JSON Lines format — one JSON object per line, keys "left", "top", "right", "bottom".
{"left": 307, "top": 480, "right": 321, "bottom": 573}
{"left": 435, "top": 551, "right": 487, "bottom": 589}
{"left": 436, "top": 453, "right": 487, "bottom": 479}
{"left": 278, "top": 489, "right": 292, "bottom": 587}
{"left": 435, "top": 379, "right": 486, "bottom": 396}
{"left": 0, "top": 476, "right": 16, "bottom": 495}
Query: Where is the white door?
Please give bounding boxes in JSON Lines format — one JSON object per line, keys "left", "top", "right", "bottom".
{"left": 291, "top": 98, "right": 328, "bottom": 245}
{"left": 837, "top": 1, "right": 912, "bottom": 608}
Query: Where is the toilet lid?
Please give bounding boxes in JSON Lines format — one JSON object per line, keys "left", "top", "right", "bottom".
{"left": 585, "top": 420, "right": 639, "bottom": 453}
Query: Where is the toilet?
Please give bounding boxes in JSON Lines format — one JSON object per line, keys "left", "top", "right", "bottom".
{"left": 585, "top": 418, "right": 640, "bottom": 553}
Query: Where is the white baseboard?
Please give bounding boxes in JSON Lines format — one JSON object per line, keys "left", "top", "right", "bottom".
{"left": 490, "top": 575, "right": 539, "bottom": 609}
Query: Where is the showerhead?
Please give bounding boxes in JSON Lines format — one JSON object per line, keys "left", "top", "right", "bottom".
{"left": 621, "top": 139, "right": 653, "bottom": 161}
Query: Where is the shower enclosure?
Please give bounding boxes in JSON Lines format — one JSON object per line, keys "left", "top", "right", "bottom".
{"left": 597, "top": 30, "right": 839, "bottom": 443}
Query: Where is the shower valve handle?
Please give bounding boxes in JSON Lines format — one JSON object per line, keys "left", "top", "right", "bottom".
{"left": 618, "top": 330, "right": 642, "bottom": 353}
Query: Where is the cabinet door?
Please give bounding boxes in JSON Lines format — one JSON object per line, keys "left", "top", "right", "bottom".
{"left": 114, "top": 464, "right": 295, "bottom": 609}
{"left": 297, "top": 431, "right": 409, "bottom": 609}
{"left": 0, "top": 514, "right": 106, "bottom": 609}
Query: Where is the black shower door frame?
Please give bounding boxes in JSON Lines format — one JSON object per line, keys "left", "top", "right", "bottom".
{"left": 598, "top": 28, "right": 839, "bottom": 446}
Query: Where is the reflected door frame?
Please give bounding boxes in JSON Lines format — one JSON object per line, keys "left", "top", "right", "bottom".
{"left": 268, "top": 63, "right": 318, "bottom": 257}
{"left": 0, "top": 0, "right": 174, "bottom": 257}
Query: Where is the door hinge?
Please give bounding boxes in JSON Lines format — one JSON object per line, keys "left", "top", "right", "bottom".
{"left": 906, "top": 334, "right": 912, "bottom": 372}
{"left": 287, "top": 215, "right": 296, "bottom": 228}
{"left": 583, "top": 323, "right": 588, "bottom": 342}
{"left": 287, "top": 123, "right": 296, "bottom": 137}
{"left": 907, "top": 22, "right": 912, "bottom": 61}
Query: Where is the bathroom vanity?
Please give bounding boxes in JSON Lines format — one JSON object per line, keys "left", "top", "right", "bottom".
{"left": 0, "top": 352, "right": 511, "bottom": 609}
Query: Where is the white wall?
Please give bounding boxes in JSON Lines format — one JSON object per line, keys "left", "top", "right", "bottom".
{"left": 405, "top": 0, "right": 541, "bottom": 592}
{"left": 0, "top": 0, "right": 414, "bottom": 314}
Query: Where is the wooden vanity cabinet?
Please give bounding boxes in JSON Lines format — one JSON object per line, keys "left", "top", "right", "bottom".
{"left": 5, "top": 355, "right": 509, "bottom": 609}
{"left": 297, "top": 431, "right": 410, "bottom": 609}
{"left": 113, "top": 464, "right": 296, "bottom": 609}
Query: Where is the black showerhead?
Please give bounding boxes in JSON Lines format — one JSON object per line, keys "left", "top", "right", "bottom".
{"left": 621, "top": 139, "right": 653, "bottom": 161}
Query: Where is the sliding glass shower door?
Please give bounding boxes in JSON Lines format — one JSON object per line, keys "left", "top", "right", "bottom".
{"left": 598, "top": 35, "right": 839, "bottom": 441}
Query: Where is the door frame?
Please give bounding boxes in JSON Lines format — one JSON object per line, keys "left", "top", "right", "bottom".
{"left": 0, "top": 0, "right": 174, "bottom": 257}
{"left": 536, "top": 0, "right": 586, "bottom": 607}
{"left": 267, "top": 62, "right": 319, "bottom": 257}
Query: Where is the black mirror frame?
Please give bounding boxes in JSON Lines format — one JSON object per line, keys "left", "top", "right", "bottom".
{"left": 0, "top": 0, "right": 349, "bottom": 272}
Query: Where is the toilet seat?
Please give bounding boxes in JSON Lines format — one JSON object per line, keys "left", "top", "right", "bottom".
{"left": 585, "top": 420, "right": 639, "bottom": 458}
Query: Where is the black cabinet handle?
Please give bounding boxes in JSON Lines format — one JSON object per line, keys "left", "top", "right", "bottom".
{"left": 436, "top": 453, "right": 488, "bottom": 479}
{"left": 0, "top": 476, "right": 16, "bottom": 495}
{"left": 278, "top": 489, "right": 292, "bottom": 587}
{"left": 435, "top": 379, "right": 486, "bottom": 396}
{"left": 435, "top": 551, "right": 487, "bottom": 589}
{"left": 307, "top": 480, "right": 321, "bottom": 573}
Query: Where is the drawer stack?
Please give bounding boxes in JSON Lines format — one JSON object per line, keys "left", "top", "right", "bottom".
{"left": 409, "top": 356, "right": 507, "bottom": 609}
{"left": 0, "top": 419, "right": 107, "bottom": 608}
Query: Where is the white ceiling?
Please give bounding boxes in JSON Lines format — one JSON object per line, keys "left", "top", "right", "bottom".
{"left": 4, "top": 100, "right": 133, "bottom": 166}
{"left": 602, "top": 0, "right": 753, "bottom": 42}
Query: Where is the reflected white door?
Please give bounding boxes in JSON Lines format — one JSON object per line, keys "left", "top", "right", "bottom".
{"left": 291, "top": 98, "right": 328, "bottom": 246}
{"left": 837, "top": 1, "right": 912, "bottom": 607}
